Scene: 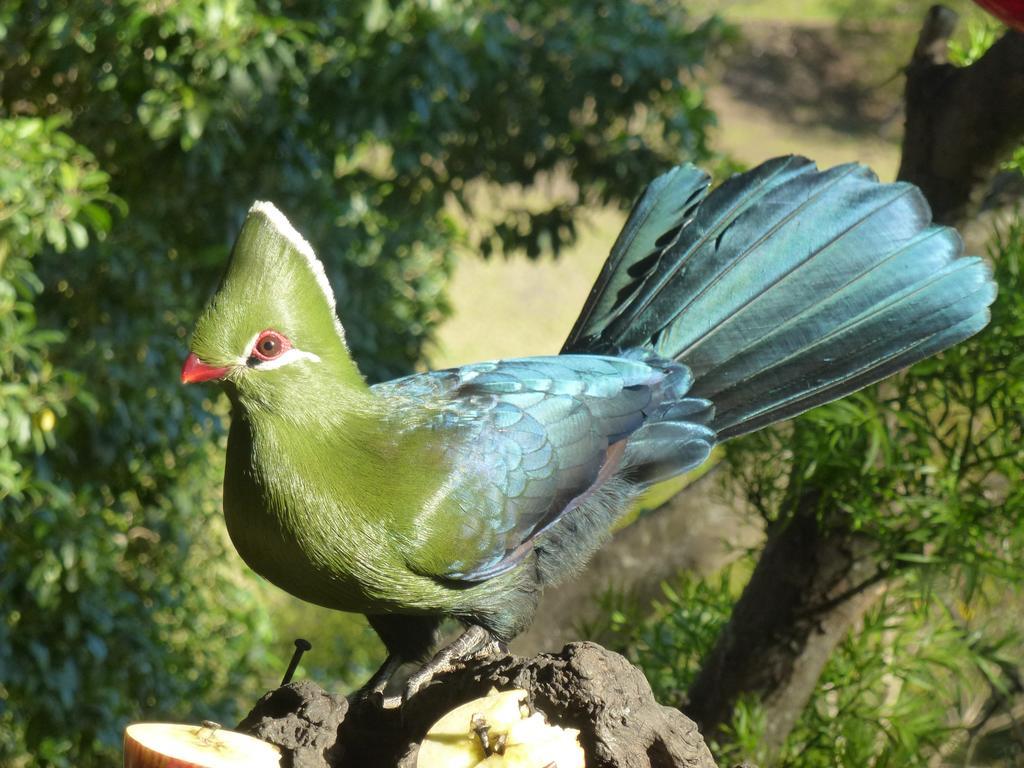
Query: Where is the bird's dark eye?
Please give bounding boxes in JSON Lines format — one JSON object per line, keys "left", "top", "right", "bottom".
{"left": 250, "top": 330, "right": 291, "bottom": 362}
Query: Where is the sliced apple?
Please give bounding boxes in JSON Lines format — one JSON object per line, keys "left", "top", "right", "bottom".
{"left": 417, "top": 688, "right": 585, "bottom": 768}
{"left": 123, "top": 722, "right": 281, "bottom": 768}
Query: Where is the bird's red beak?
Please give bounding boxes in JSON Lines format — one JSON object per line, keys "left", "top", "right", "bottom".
{"left": 181, "top": 352, "right": 230, "bottom": 384}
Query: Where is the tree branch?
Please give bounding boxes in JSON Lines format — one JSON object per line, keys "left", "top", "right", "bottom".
{"left": 898, "top": 6, "right": 1024, "bottom": 226}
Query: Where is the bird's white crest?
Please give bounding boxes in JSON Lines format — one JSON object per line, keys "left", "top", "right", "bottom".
{"left": 248, "top": 201, "right": 348, "bottom": 346}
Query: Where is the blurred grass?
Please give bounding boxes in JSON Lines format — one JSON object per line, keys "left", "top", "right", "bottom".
{"left": 687, "top": 0, "right": 842, "bottom": 21}
{"left": 686, "top": 0, "right": 992, "bottom": 23}
{"left": 708, "top": 87, "right": 902, "bottom": 179}
{"left": 430, "top": 208, "right": 622, "bottom": 366}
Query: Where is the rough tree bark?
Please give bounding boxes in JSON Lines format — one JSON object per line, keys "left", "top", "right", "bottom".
{"left": 684, "top": 6, "right": 1024, "bottom": 753}
{"left": 684, "top": 490, "right": 886, "bottom": 752}
{"left": 898, "top": 5, "right": 1024, "bottom": 226}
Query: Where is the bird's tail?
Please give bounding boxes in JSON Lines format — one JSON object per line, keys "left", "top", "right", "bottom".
{"left": 563, "top": 156, "right": 996, "bottom": 440}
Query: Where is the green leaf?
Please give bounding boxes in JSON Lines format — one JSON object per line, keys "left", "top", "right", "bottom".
{"left": 66, "top": 220, "right": 89, "bottom": 250}
{"left": 43, "top": 218, "right": 67, "bottom": 252}
{"left": 81, "top": 203, "right": 112, "bottom": 233}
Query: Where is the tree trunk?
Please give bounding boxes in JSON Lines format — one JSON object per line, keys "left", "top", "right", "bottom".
{"left": 238, "top": 643, "right": 717, "bottom": 768}
{"left": 684, "top": 490, "right": 885, "bottom": 752}
{"left": 897, "top": 6, "right": 1024, "bottom": 227}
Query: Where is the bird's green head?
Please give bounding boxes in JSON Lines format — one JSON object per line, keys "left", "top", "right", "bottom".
{"left": 183, "top": 202, "right": 365, "bottom": 410}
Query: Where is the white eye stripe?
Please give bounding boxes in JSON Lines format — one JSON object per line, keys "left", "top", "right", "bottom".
{"left": 237, "top": 332, "right": 321, "bottom": 371}
{"left": 249, "top": 347, "right": 321, "bottom": 371}
{"left": 241, "top": 331, "right": 262, "bottom": 359}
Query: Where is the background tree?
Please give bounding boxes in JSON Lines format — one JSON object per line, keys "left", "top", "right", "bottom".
{"left": 588, "top": 7, "right": 1024, "bottom": 764}
{"left": 0, "top": 1, "right": 725, "bottom": 765}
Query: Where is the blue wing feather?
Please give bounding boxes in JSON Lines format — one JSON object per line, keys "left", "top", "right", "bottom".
{"left": 373, "top": 353, "right": 714, "bottom": 582}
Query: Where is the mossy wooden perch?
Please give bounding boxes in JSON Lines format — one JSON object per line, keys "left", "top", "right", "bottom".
{"left": 238, "top": 642, "right": 717, "bottom": 768}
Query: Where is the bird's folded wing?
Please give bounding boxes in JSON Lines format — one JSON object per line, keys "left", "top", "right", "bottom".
{"left": 374, "top": 355, "right": 692, "bottom": 582}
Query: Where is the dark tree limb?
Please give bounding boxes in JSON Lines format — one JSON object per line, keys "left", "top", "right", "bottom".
{"left": 898, "top": 5, "right": 1024, "bottom": 226}
{"left": 683, "top": 491, "right": 885, "bottom": 752}
{"left": 239, "top": 643, "right": 717, "bottom": 768}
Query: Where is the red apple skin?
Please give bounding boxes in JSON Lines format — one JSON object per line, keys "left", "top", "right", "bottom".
{"left": 124, "top": 730, "right": 202, "bottom": 768}
{"left": 972, "top": 0, "right": 1024, "bottom": 30}
{"left": 123, "top": 724, "right": 280, "bottom": 768}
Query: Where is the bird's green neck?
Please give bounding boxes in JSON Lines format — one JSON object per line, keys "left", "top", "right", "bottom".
{"left": 221, "top": 377, "right": 452, "bottom": 611}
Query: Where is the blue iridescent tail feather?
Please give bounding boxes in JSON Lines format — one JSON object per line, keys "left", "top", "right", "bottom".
{"left": 565, "top": 155, "right": 996, "bottom": 441}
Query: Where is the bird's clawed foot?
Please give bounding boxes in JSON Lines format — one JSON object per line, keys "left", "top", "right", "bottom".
{"left": 354, "top": 653, "right": 405, "bottom": 709}
{"left": 370, "top": 625, "right": 502, "bottom": 710}
{"left": 402, "top": 624, "right": 495, "bottom": 704}
{"left": 359, "top": 625, "right": 504, "bottom": 710}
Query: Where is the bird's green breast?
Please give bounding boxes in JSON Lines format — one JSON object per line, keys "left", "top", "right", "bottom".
{"left": 222, "top": 404, "right": 466, "bottom": 615}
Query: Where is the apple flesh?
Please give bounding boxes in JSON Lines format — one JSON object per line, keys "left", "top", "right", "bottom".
{"left": 123, "top": 723, "right": 281, "bottom": 768}
{"left": 417, "top": 688, "right": 585, "bottom": 768}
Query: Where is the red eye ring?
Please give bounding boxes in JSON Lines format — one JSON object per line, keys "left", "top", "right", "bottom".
{"left": 250, "top": 330, "right": 291, "bottom": 362}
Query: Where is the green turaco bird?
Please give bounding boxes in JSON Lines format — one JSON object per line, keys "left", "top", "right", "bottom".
{"left": 182, "top": 156, "right": 995, "bottom": 706}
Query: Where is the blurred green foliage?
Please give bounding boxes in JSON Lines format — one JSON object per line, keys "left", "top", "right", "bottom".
{"left": 0, "top": 114, "right": 276, "bottom": 765}
{"left": 581, "top": 568, "right": 741, "bottom": 701}
{"left": 948, "top": 16, "right": 1005, "bottom": 64}
{"left": 599, "top": 566, "right": 1024, "bottom": 767}
{"left": 597, "top": 220, "right": 1024, "bottom": 766}
{"left": 825, "top": 0, "right": 991, "bottom": 28}
{"left": 0, "top": 1, "right": 725, "bottom": 764}
{"left": 1, "top": 0, "right": 725, "bottom": 380}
